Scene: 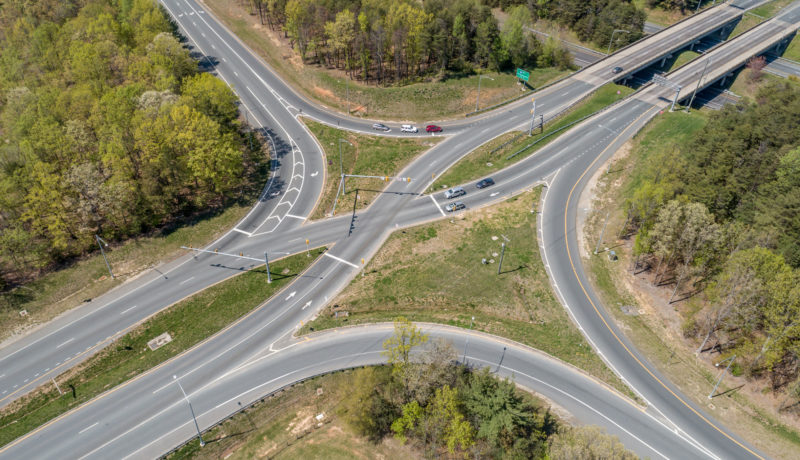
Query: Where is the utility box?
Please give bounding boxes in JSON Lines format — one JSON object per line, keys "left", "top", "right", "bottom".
{"left": 608, "top": 250, "right": 618, "bottom": 261}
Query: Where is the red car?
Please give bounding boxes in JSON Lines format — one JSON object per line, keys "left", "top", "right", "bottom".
{"left": 426, "top": 125, "right": 443, "bottom": 133}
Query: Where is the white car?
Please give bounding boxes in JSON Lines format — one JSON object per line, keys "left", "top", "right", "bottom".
{"left": 401, "top": 124, "right": 418, "bottom": 133}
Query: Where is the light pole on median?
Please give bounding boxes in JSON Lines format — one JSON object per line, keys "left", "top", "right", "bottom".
{"left": 173, "top": 375, "right": 205, "bottom": 447}
{"left": 462, "top": 316, "right": 475, "bottom": 364}
{"left": 339, "top": 139, "right": 353, "bottom": 198}
{"left": 607, "top": 29, "right": 630, "bottom": 56}
{"left": 338, "top": 139, "right": 353, "bottom": 182}
{"left": 686, "top": 58, "right": 711, "bottom": 113}
{"left": 95, "top": 234, "right": 114, "bottom": 279}
{"left": 475, "top": 75, "right": 494, "bottom": 112}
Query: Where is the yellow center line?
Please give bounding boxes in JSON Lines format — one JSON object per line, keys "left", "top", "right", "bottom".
{"left": 562, "top": 105, "right": 763, "bottom": 460}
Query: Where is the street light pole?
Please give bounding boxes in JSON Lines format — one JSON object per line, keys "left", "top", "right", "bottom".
{"left": 462, "top": 316, "right": 475, "bottom": 364}
{"left": 708, "top": 355, "right": 736, "bottom": 399}
{"left": 497, "top": 242, "right": 506, "bottom": 275}
{"left": 173, "top": 375, "right": 205, "bottom": 447}
{"left": 95, "top": 235, "right": 114, "bottom": 279}
{"left": 686, "top": 58, "right": 711, "bottom": 112}
{"left": 607, "top": 29, "right": 630, "bottom": 55}
{"left": 475, "top": 75, "right": 494, "bottom": 112}
{"left": 594, "top": 212, "right": 611, "bottom": 254}
{"left": 338, "top": 139, "right": 352, "bottom": 183}
{"left": 528, "top": 98, "right": 536, "bottom": 136}
{"left": 264, "top": 252, "right": 272, "bottom": 283}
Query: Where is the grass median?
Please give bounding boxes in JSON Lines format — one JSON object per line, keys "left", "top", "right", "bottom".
{"left": 432, "top": 83, "right": 633, "bottom": 191}
{"left": 301, "top": 190, "right": 633, "bottom": 398}
{"left": 303, "top": 118, "right": 440, "bottom": 220}
{"left": 0, "top": 248, "right": 325, "bottom": 448}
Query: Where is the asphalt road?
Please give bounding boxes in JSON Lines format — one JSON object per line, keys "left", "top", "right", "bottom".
{"left": 0, "top": 0, "right": 797, "bottom": 458}
{"left": 0, "top": 0, "right": 757, "bottom": 407}
{"left": 0, "top": 324, "right": 711, "bottom": 460}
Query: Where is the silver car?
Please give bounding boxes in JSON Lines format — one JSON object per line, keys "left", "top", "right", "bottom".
{"left": 446, "top": 202, "right": 466, "bottom": 212}
{"left": 444, "top": 187, "right": 465, "bottom": 199}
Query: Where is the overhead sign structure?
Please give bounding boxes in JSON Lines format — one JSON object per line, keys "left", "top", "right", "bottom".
{"left": 516, "top": 68, "right": 530, "bottom": 82}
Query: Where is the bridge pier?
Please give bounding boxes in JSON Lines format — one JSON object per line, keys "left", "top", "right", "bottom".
{"left": 719, "top": 72, "right": 734, "bottom": 86}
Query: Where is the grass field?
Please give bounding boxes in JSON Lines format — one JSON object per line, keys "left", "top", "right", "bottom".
{"left": 0, "top": 248, "right": 324, "bottom": 448}
{"left": 667, "top": 50, "right": 700, "bottom": 72}
{"left": 781, "top": 35, "right": 800, "bottom": 61}
{"left": 432, "top": 83, "right": 633, "bottom": 191}
{"left": 301, "top": 192, "right": 631, "bottom": 396}
{"left": 633, "top": 0, "right": 690, "bottom": 27}
{"left": 166, "top": 369, "right": 415, "bottom": 459}
{"left": 303, "top": 119, "right": 438, "bottom": 220}
{"left": 583, "top": 109, "right": 800, "bottom": 459}
{"left": 202, "top": 0, "right": 568, "bottom": 121}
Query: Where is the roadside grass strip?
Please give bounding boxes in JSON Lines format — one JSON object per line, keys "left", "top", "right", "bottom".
{"left": 0, "top": 249, "right": 325, "bottom": 447}
{"left": 432, "top": 83, "right": 633, "bottom": 191}
{"left": 302, "top": 119, "right": 440, "bottom": 220}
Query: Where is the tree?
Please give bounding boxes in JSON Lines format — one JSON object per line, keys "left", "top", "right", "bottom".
{"left": 325, "top": 9, "right": 356, "bottom": 70}
{"left": 180, "top": 73, "right": 239, "bottom": 125}
{"left": 501, "top": 5, "right": 535, "bottom": 70}
{"left": 698, "top": 248, "right": 788, "bottom": 356}
{"left": 341, "top": 367, "right": 397, "bottom": 440}
{"left": 464, "top": 368, "right": 550, "bottom": 456}
{"left": 382, "top": 317, "right": 428, "bottom": 376}
{"left": 548, "top": 425, "right": 637, "bottom": 460}
{"left": 425, "top": 385, "right": 474, "bottom": 453}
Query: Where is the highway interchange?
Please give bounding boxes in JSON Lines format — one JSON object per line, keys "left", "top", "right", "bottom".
{"left": 1, "top": 0, "right": 799, "bottom": 458}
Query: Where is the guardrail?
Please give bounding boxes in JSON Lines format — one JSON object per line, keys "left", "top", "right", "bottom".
{"left": 464, "top": 0, "right": 733, "bottom": 119}
{"left": 158, "top": 365, "right": 386, "bottom": 459}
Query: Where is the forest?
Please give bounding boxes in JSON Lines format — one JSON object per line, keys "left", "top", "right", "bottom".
{"left": 346, "top": 318, "right": 636, "bottom": 459}
{"left": 490, "top": 0, "right": 646, "bottom": 49}
{"left": 0, "top": 0, "right": 263, "bottom": 286}
{"left": 622, "top": 81, "right": 800, "bottom": 394}
{"left": 242, "top": 0, "right": 578, "bottom": 84}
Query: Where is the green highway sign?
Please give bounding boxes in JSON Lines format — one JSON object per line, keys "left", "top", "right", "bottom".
{"left": 516, "top": 68, "right": 530, "bottom": 82}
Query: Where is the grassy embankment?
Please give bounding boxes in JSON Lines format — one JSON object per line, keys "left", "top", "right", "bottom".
{"left": 729, "top": 0, "right": 795, "bottom": 38}
{"left": 302, "top": 119, "right": 440, "bottom": 220}
{"left": 301, "top": 191, "right": 632, "bottom": 397}
{"left": 583, "top": 109, "right": 800, "bottom": 459}
{"left": 202, "top": 0, "right": 568, "bottom": 121}
{"left": 432, "top": 83, "right": 633, "bottom": 191}
{"left": 0, "top": 249, "right": 324, "bottom": 448}
{"left": 165, "top": 370, "right": 415, "bottom": 460}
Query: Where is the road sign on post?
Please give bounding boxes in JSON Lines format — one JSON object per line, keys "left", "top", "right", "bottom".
{"left": 516, "top": 68, "right": 530, "bottom": 82}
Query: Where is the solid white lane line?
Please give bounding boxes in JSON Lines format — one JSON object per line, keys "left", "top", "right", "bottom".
{"left": 56, "top": 338, "right": 75, "bottom": 349}
{"left": 323, "top": 252, "right": 359, "bottom": 269}
{"left": 119, "top": 305, "right": 138, "bottom": 316}
{"left": 179, "top": 277, "right": 195, "bottom": 286}
{"left": 78, "top": 422, "right": 98, "bottom": 435}
{"left": 429, "top": 194, "right": 447, "bottom": 217}
{"left": 284, "top": 214, "right": 306, "bottom": 220}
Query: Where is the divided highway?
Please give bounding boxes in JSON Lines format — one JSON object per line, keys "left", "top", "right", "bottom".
{"left": 1, "top": 0, "right": 798, "bottom": 458}
{"left": 1, "top": 0, "right": 758, "bottom": 406}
